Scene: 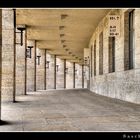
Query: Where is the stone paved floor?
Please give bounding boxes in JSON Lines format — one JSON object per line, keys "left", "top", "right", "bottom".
{"left": 1, "top": 89, "right": 140, "bottom": 131}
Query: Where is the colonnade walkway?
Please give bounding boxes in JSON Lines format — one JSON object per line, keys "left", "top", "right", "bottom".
{"left": 1, "top": 89, "right": 140, "bottom": 131}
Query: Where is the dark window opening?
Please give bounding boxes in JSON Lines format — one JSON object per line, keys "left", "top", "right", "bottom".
{"left": 94, "top": 40, "right": 96, "bottom": 76}
{"left": 99, "top": 32, "right": 103, "bottom": 75}
{"left": 109, "top": 37, "right": 115, "bottom": 73}
{"left": 124, "top": 10, "right": 134, "bottom": 70}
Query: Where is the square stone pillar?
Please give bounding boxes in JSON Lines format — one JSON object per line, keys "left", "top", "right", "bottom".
{"left": 2, "top": 9, "right": 15, "bottom": 102}
{"left": 16, "top": 27, "right": 26, "bottom": 95}
{"left": 36, "top": 48, "right": 45, "bottom": 90}
{"left": 46, "top": 53, "right": 55, "bottom": 89}
{"left": 0, "top": 9, "right": 2, "bottom": 119}
{"left": 75, "top": 63, "right": 82, "bottom": 88}
{"left": 66, "top": 61, "right": 73, "bottom": 89}
{"left": 26, "top": 40, "right": 35, "bottom": 92}
{"left": 56, "top": 58, "right": 64, "bottom": 89}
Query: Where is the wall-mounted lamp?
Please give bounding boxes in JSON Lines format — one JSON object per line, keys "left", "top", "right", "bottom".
{"left": 65, "top": 68, "right": 68, "bottom": 74}
{"left": 75, "top": 69, "right": 77, "bottom": 74}
{"left": 16, "top": 25, "right": 26, "bottom": 46}
{"left": 46, "top": 61, "right": 50, "bottom": 69}
{"left": 59, "top": 26, "right": 65, "bottom": 30}
{"left": 56, "top": 65, "right": 59, "bottom": 72}
{"left": 63, "top": 45, "right": 67, "bottom": 48}
{"left": 26, "top": 46, "right": 33, "bottom": 58}
{"left": 36, "top": 55, "right": 41, "bottom": 65}
{"left": 61, "top": 40, "right": 66, "bottom": 43}
{"left": 60, "top": 34, "right": 65, "bottom": 37}
{"left": 61, "top": 14, "right": 68, "bottom": 20}
{"left": 83, "top": 71, "right": 86, "bottom": 77}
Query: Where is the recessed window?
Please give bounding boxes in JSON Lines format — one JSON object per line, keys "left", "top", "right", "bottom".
{"left": 99, "top": 32, "right": 103, "bottom": 75}
{"left": 109, "top": 37, "right": 115, "bottom": 73}
{"left": 124, "top": 10, "right": 134, "bottom": 70}
{"left": 91, "top": 45, "right": 93, "bottom": 77}
{"left": 94, "top": 40, "right": 96, "bottom": 76}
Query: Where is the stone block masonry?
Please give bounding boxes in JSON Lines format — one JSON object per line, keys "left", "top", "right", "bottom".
{"left": 56, "top": 58, "right": 64, "bottom": 89}
{"left": 36, "top": 48, "right": 45, "bottom": 90}
{"left": 16, "top": 28, "right": 26, "bottom": 95}
{"left": 2, "top": 9, "right": 14, "bottom": 102}
{"left": 89, "top": 9, "right": 140, "bottom": 104}
{"left": 46, "top": 53, "right": 55, "bottom": 89}
{"left": 0, "top": 9, "right": 2, "bottom": 119}
{"left": 26, "top": 40, "right": 35, "bottom": 92}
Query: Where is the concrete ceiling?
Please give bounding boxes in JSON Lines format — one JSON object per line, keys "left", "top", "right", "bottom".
{"left": 16, "top": 9, "right": 110, "bottom": 64}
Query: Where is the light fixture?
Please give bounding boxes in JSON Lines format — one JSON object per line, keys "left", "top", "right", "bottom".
{"left": 75, "top": 69, "right": 77, "bottom": 74}
{"left": 61, "top": 14, "right": 68, "bottom": 20}
{"left": 26, "top": 46, "right": 33, "bottom": 58}
{"left": 56, "top": 65, "right": 59, "bottom": 72}
{"left": 83, "top": 71, "right": 86, "bottom": 77}
{"left": 46, "top": 61, "right": 50, "bottom": 69}
{"left": 36, "top": 55, "right": 41, "bottom": 65}
{"left": 59, "top": 26, "right": 65, "bottom": 30}
{"left": 65, "top": 68, "right": 68, "bottom": 74}
{"left": 60, "top": 34, "right": 65, "bottom": 37}
{"left": 61, "top": 40, "right": 66, "bottom": 43}
{"left": 16, "top": 25, "right": 26, "bottom": 46}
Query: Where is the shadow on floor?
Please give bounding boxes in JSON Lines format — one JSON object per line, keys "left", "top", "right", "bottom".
{"left": 0, "top": 120, "right": 12, "bottom": 125}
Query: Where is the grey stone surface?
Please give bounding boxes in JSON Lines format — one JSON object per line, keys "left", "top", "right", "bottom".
{"left": 1, "top": 89, "right": 140, "bottom": 131}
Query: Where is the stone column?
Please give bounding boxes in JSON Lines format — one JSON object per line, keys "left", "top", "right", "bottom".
{"left": 2, "top": 9, "right": 15, "bottom": 102}
{"left": 26, "top": 40, "right": 35, "bottom": 92}
{"left": 16, "top": 27, "right": 26, "bottom": 96}
{"left": 34, "top": 41, "right": 36, "bottom": 91}
{"left": 84, "top": 65, "right": 89, "bottom": 88}
{"left": 75, "top": 63, "right": 82, "bottom": 88}
{"left": 44, "top": 49, "right": 47, "bottom": 90}
{"left": 56, "top": 58, "right": 64, "bottom": 89}
{"left": 36, "top": 48, "right": 45, "bottom": 91}
{"left": 46, "top": 53, "right": 55, "bottom": 89}
{"left": 65, "top": 61, "right": 73, "bottom": 89}
{"left": 64, "top": 59, "right": 66, "bottom": 89}
{"left": 0, "top": 9, "right": 2, "bottom": 120}
{"left": 73, "top": 62, "right": 75, "bottom": 89}
{"left": 54, "top": 55, "right": 56, "bottom": 89}
{"left": 82, "top": 65, "right": 84, "bottom": 88}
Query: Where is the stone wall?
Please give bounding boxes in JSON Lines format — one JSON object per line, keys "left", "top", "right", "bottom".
{"left": 89, "top": 9, "right": 140, "bottom": 104}
{"left": 2, "top": 9, "right": 14, "bottom": 102}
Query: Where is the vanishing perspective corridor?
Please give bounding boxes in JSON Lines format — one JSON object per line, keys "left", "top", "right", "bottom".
{"left": 1, "top": 89, "right": 140, "bottom": 131}
{"left": 0, "top": 8, "right": 140, "bottom": 131}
